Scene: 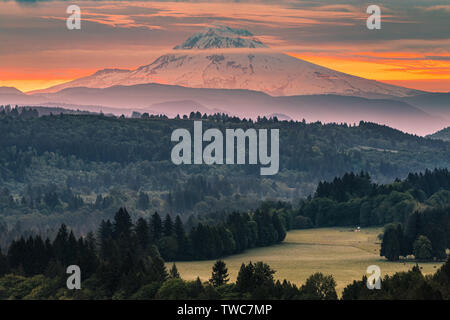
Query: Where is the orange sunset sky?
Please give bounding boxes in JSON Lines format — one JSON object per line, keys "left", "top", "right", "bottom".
{"left": 0, "top": 0, "right": 449, "bottom": 93}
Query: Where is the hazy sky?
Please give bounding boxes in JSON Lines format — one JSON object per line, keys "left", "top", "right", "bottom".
{"left": 0, "top": 0, "right": 449, "bottom": 92}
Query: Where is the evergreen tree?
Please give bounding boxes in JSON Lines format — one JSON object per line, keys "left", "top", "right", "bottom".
{"left": 236, "top": 262, "right": 254, "bottom": 293}
{"left": 0, "top": 250, "right": 9, "bottom": 276}
{"left": 53, "top": 224, "right": 70, "bottom": 265}
{"left": 81, "top": 231, "right": 99, "bottom": 277}
{"left": 209, "top": 260, "right": 229, "bottom": 287}
{"left": 151, "top": 212, "right": 163, "bottom": 241}
{"left": 113, "top": 208, "right": 132, "bottom": 239}
{"left": 188, "top": 277, "right": 204, "bottom": 298}
{"left": 98, "top": 220, "right": 114, "bottom": 260}
{"left": 380, "top": 226, "right": 402, "bottom": 261}
{"left": 163, "top": 214, "right": 173, "bottom": 237}
{"left": 272, "top": 214, "right": 286, "bottom": 242}
{"left": 67, "top": 231, "right": 78, "bottom": 265}
{"left": 135, "top": 217, "right": 150, "bottom": 251}
{"left": 174, "top": 215, "right": 189, "bottom": 259}
{"left": 169, "top": 263, "right": 180, "bottom": 279}
{"left": 151, "top": 255, "right": 169, "bottom": 283}
{"left": 174, "top": 215, "right": 185, "bottom": 241}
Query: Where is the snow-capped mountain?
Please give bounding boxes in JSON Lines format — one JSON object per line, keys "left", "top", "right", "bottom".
{"left": 30, "top": 25, "right": 420, "bottom": 98}
{"left": 173, "top": 25, "right": 266, "bottom": 49}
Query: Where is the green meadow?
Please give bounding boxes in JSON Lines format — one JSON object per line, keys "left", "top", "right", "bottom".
{"left": 169, "top": 228, "right": 443, "bottom": 293}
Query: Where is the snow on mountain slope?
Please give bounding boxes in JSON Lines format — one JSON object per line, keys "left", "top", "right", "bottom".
{"left": 30, "top": 25, "right": 421, "bottom": 98}
{"left": 118, "top": 52, "right": 419, "bottom": 97}
{"left": 173, "top": 24, "right": 266, "bottom": 49}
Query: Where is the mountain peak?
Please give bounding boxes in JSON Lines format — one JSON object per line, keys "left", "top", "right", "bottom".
{"left": 174, "top": 25, "right": 267, "bottom": 50}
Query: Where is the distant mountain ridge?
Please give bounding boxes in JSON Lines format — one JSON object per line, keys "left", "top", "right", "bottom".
{"left": 399, "top": 92, "right": 450, "bottom": 121}
{"left": 0, "top": 86, "right": 23, "bottom": 95}
{"left": 427, "top": 127, "right": 450, "bottom": 141}
{"left": 8, "top": 83, "right": 443, "bottom": 136}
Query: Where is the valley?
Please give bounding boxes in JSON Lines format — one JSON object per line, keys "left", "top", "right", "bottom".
{"left": 171, "top": 227, "right": 444, "bottom": 293}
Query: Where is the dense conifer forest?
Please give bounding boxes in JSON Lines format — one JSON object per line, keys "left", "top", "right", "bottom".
{"left": 0, "top": 106, "right": 449, "bottom": 300}
{"left": 1, "top": 106, "right": 449, "bottom": 238}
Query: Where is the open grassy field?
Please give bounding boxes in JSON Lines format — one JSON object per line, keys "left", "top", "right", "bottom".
{"left": 168, "top": 227, "right": 444, "bottom": 294}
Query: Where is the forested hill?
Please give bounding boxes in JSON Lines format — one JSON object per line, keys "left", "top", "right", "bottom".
{"left": 428, "top": 127, "right": 450, "bottom": 141}
{"left": 0, "top": 108, "right": 449, "bottom": 234}
{"left": 1, "top": 111, "right": 449, "bottom": 178}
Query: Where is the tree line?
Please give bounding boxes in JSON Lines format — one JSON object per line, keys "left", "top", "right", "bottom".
{"left": 380, "top": 206, "right": 449, "bottom": 261}
{"left": 293, "top": 169, "right": 450, "bottom": 260}
{"left": 2, "top": 168, "right": 449, "bottom": 262}
{"left": 1, "top": 254, "right": 449, "bottom": 299}
{"left": 0, "top": 205, "right": 287, "bottom": 280}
